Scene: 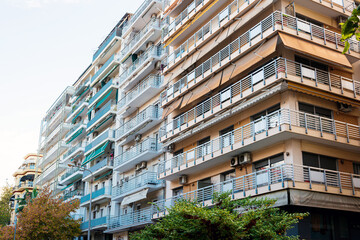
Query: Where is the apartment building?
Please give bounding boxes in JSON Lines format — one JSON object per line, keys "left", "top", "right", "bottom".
{"left": 157, "top": 0, "right": 360, "bottom": 239}
{"left": 34, "top": 0, "right": 360, "bottom": 239}
{"left": 9, "top": 153, "right": 41, "bottom": 225}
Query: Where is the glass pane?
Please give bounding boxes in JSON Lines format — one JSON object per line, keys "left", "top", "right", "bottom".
{"left": 320, "top": 155, "right": 337, "bottom": 170}
{"left": 302, "top": 152, "right": 319, "bottom": 168}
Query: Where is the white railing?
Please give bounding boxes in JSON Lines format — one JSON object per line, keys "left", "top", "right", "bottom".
{"left": 153, "top": 163, "right": 360, "bottom": 215}
{"left": 108, "top": 207, "right": 153, "bottom": 230}
{"left": 159, "top": 108, "right": 360, "bottom": 174}
{"left": 161, "top": 57, "right": 360, "bottom": 137}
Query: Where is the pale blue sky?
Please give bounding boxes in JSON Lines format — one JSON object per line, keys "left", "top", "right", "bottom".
{"left": 0, "top": 0, "right": 143, "bottom": 188}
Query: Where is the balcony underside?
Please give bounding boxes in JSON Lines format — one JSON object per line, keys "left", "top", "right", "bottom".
{"left": 114, "top": 150, "right": 162, "bottom": 173}
{"left": 159, "top": 126, "right": 360, "bottom": 181}
{"left": 80, "top": 195, "right": 111, "bottom": 207}
{"left": 82, "top": 165, "right": 113, "bottom": 182}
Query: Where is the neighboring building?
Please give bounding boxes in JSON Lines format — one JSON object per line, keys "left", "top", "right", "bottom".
{"left": 10, "top": 153, "right": 41, "bottom": 225}
{"left": 34, "top": 0, "right": 360, "bottom": 239}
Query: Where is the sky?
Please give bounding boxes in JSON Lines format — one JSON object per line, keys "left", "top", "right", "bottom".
{"left": 0, "top": 0, "right": 143, "bottom": 189}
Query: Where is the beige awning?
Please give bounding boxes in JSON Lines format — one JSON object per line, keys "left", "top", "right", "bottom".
{"left": 279, "top": 32, "right": 352, "bottom": 68}
{"left": 162, "top": 96, "right": 183, "bottom": 119}
{"left": 121, "top": 188, "right": 148, "bottom": 206}
{"left": 206, "top": 71, "right": 222, "bottom": 91}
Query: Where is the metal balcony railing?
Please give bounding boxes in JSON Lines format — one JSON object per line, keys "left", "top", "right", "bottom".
{"left": 87, "top": 100, "right": 116, "bottom": 129}
{"left": 91, "top": 54, "right": 120, "bottom": 84}
{"left": 162, "top": 11, "right": 360, "bottom": 101}
{"left": 81, "top": 187, "right": 112, "bottom": 204}
{"left": 63, "top": 189, "right": 83, "bottom": 201}
{"left": 116, "top": 105, "right": 162, "bottom": 139}
{"left": 66, "top": 120, "right": 86, "bottom": 139}
{"left": 68, "top": 99, "right": 88, "bottom": 118}
{"left": 81, "top": 216, "right": 107, "bottom": 230}
{"left": 63, "top": 142, "right": 86, "bottom": 161}
{"left": 154, "top": 163, "right": 360, "bottom": 215}
{"left": 119, "top": 46, "right": 164, "bottom": 84}
{"left": 112, "top": 172, "right": 162, "bottom": 197}
{"left": 159, "top": 108, "right": 360, "bottom": 174}
{"left": 121, "top": 18, "right": 161, "bottom": 59}
{"left": 93, "top": 27, "right": 122, "bottom": 61}
{"left": 114, "top": 138, "right": 159, "bottom": 167}
{"left": 61, "top": 167, "right": 83, "bottom": 181}
{"left": 118, "top": 75, "right": 163, "bottom": 110}
{"left": 108, "top": 207, "right": 152, "bottom": 230}
{"left": 161, "top": 57, "right": 360, "bottom": 137}
{"left": 89, "top": 78, "right": 118, "bottom": 107}
{"left": 83, "top": 158, "right": 114, "bottom": 178}
{"left": 85, "top": 129, "right": 115, "bottom": 153}
{"left": 17, "top": 181, "right": 33, "bottom": 189}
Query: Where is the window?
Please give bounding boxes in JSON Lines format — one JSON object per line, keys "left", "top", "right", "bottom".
{"left": 299, "top": 102, "right": 333, "bottom": 133}
{"left": 172, "top": 149, "right": 184, "bottom": 168}
{"left": 354, "top": 163, "right": 360, "bottom": 175}
{"left": 302, "top": 152, "right": 338, "bottom": 184}
{"left": 299, "top": 102, "right": 332, "bottom": 118}
{"left": 251, "top": 104, "right": 281, "bottom": 133}
{"left": 220, "top": 125, "right": 234, "bottom": 148}
{"left": 296, "top": 14, "right": 323, "bottom": 27}
{"left": 173, "top": 187, "right": 183, "bottom": 197}
{"left": 254, "top": 154, "right": 284, "bottom": 186}
{"left": 302, "top": 152, "right": 337, "bottom": 171}
{"left": 221, "top": 170, "right": 236, "bottom": 192}
{"left": 197, "top": 136, "right": 211, "bottom": 158}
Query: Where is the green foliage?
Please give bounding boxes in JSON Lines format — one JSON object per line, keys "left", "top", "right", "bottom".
{"left": 0, "top": 186, "right": 81, "bottom": 240}
{"left": 15, "top": 187, "right": 38, "bottom": 213}
{"left": 131, "top": 192, "right": 308, "bottom": 240}
{"left": 341, "top": 5, "right": 360, "bottom": 53}
{"left": 0, "top": 185, "right": 13, "bottom": 226}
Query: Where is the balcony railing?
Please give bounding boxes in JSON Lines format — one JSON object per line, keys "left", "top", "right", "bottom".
{"left": 93, "top": 27, "right": 122, "bottom": 61}
{"left": 62, "top": 142, "right": 86, "bottom": 162}
{"left": 121, "top": 18, "right": 161, "bottom": 59}
{"left": 91, "top": 54, "right": 120, "bottom": 84}
{"left": 159, "top": 108, "right": 360, "bottom": 174}
{"left": 63, "top": 189, "right": 83, "bottom": 201}
{"left": 87, "top": 100, "right": 116, "bottom": 129}
{"left": 83, "top": 158, "right": 114, "bottom": 178}
{"left": 17, "top": 181, "right": 33, "bottom": 189}
{"left": 118, "top": 75, "right": 163, "bottom": 111}
{"left": 119, "top": 46, "right": 164, "bottom": 85}
{"left": 85, "top": 129, "right": 115, "bottom": 153}
{"left": 112, "top": 172, "right": 162, "bottom": 198}
{"left": 116, "top": 105, "right": 161, "bottom": 139}
{"left": 80, "top": 187, "right": 112, "bottom": 204}
{"left": 108, "top": 207, "right": 152, "bottom": 230}
{"left": 161, "top": 57, "right": 360, "bottom": 138}
{"left": 68, "top": 98, "right": 88, "bottom": 119}
{"left": 81, "top": 216, "right": 107, "bottom": 230}
{"left": 162, "top": 11, "right": 360, "bottom": 104}
{"left": 114, "top": 138, "right": 159, "bottom": 167}
{"left": 88, "top": 78, "right": 118, "bottom": 107}
{"left": 66, "top": 120, "right": 86, "bottom": 139}
{"left": 153, "top": 163, "right": 360, "bottom": 215}
{"left": 61, "top": 167, "right": 83, "bottom": 181}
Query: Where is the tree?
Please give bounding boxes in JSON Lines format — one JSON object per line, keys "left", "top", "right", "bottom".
{"left": 0, "top": 185, "right": 13, "bottom": 226}
{"left": 131, "top": 192, "right": 308, "bottom": 240}
{"left": 15, "top": 188, "right": 38, "bottom": 213}
{"left": 341, "top": 5, "right": 360, "bottom": 53}
{"left": 0, "top": 186, "right": 81, "bottom": 240}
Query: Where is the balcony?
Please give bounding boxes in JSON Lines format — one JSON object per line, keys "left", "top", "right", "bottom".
{"left": 121, "top": 0, "right": 163, "bottom": 38}
{"left": 43, "top": 106, "right": 72, "bottom": 136}
{"left": 121, "top": 18, "right": 161, "bottom": 62}
{"left": 74, "top": 77, "right": 90, "bottom": 97}
{"left": 61, "top": 142, "right": 86, "bottom": 164}
{"left": 93, "top": 27, "right": 122, "bottom": 62}
{"left": 153, "top": 163, "right": 360, "bottom": 217}
{"left": 59, "top": 167, "right": 83, "bottom": 185}
{"left": 312, "top": 0, "right": 356, "bottom": 14}
{"left": 39, "top": 141, "right": 68, "bottom": 168}
{"left": 160, "top": 57, "right": 360, "bottom": 142}
{"left": 116, "top": 105, "right": 162, "bottom": 144}
{"left": 87, "top": 100, "right": 117, "bottom": 130}
{"left": 81, "top": 216, "right": 107, "bottom": 231}
{"left": 117, "top": 75, "right": 164, "bottom": 117}
{"left": 43, "top": 123, "right": 72, "bottom": 149}
{"left": 82, "top": 158, "right": 114, "bottom": 182}
{"left": 80, "top": 187, "right": 112, "bottom": 206}
{"left": 64, "top": 121, "right": 87, "bottom": 144}
{"left": 91, "top": 54, "right": 121, "bottom": 87}
{"left": 107, "top": 207, "right": 153, "bottom": 232}
{"left": 66, "top": 99, "right": 89, "bottom": 124}
{"left": 112, "top": 172, "right": 164, "bottom": 202}
{"left": 119, "top": 46, "right": 164, "bottom": 90}
{"left": 15, "top": 181, "right": 34, "bottom": 191}
{"left": 63, "top": 190, "right": 83, "bottom": 202}
{"left": 37, "top": 162, "right": 65, "bottom": 185}
{"left": 159, "top": 108, "right": 360, "bottom": 180}
{"left": 88, "top": 78, "right": 119, "bottom": 109}
{"left": 161, "top": 11, "right": 360, "bottom": 107}
{"left": 114, "top": 138, "right": 162, "bottom": 172}
{"left": 84, "top": 129, "right": 115, "bottom": 154}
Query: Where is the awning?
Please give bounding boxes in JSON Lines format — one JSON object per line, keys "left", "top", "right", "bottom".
{"left": 74, "top": 86, "right": 89, "bottom": 103}
{"left": 72, "top": 107, "right": 85, "bottom": 124}
{"left": 95, "top": 114, "right": 114, "bottom": 130}
{"left": 121, "top": 188, "right": 148, "bottom": 206}
{"left": 94, "top": 170, "right": 113, "bottom": 181}
{"left": 61, "top": 182, "right": 75, "bottom": 191}
{"left": 20, "top": 174, "right": 34, "bottom": 182}
{"left": 288, "top": 82, "right": 360, "bottom": 106}
{"left": 279, "top": 32, "right": 352, "bottom": 68}
{"left": 66, "top": 128, "right": 84, "bottom": 144}
{"left": 82, "top": 141, "right": 109, "bottom": 166}
{"left": 95, "top": 89, "right": 113, "bottom": 109}
{"left": 162, "top": 96, "right": 183, "bottom": 119}
{"left": 96, "top": 65, "right": 119, "bottom": 86}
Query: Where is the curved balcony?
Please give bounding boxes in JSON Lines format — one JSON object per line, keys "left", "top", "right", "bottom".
{"left": 159, "top": 108, "right": 360, "bottom": 180}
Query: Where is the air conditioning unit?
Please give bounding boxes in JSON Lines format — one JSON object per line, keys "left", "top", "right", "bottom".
{"left": 179, "top": 175, "right": 188, "bottom": 185}
{"left": 140, "top": 161, "right": 147, "bottom": 169}
{"left": 135, "top": 134, "right": 142, "bottom": 142}
{"left": 338, "top": 103, "right": 352, "bottom": 113}
{"left": 230, "top": 156, "right": 239, "bottom": 167}
{"left": 166, "top": 143, "right": 175, "bottom": 153}
{"left": 94, "top": 205, "right": 100, "bottom": 212}
{"left": 135, "top": 164, "right": 141, "bottom": 171}
{"left": 239, "top": 152, "right": 251, "bottom": 165}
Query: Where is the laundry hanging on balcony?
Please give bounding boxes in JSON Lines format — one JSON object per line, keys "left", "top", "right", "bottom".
{"left": 81, "top": 141, "right": 109, "bottom": 166}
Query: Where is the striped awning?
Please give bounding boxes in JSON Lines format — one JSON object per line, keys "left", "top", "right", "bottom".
{"left": 72, "top": 107, "right": 85, "bottom": 124}
{"left": 94, "top": 170, "right": 113, "bottom": 181}
{"left": 95, "top": 89, "right": 113, "bottom": 109}
{"left": 66, "top": 128, "right": 84, "bottom": 144}
{"left": 81, "top": 141, "right": 109, "bottom": 166}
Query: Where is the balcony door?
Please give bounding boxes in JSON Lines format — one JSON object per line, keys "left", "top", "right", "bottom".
{"left": 197, "top": 137, "right": 211, "bottom": 159}
{"left": 253, "top": 154, "right": 284, "bottom": 187}
{"left": 251, "top": 104, "right": 280, "bottom": 134}
{"left": 302, "top": 152, "right": 337, "bottom": 185}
